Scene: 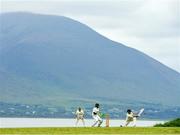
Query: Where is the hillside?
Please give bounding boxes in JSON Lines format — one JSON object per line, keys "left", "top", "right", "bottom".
{"left": 0, "top": 12, "right": 180, "bottom": 116}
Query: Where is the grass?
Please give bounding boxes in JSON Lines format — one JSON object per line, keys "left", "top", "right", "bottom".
{"left": 0, "top": 127, "right": 180, "bottom": 135}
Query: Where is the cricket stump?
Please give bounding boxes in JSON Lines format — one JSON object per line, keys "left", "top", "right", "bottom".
{"left": 106, "top": 114, "right": 110, "bottom": 127}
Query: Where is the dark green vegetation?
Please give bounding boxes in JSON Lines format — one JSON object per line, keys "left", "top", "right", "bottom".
{"left": 154, "top": 118, "right": 180, "bottom": 127}
{"left": 0, "top": 12, "right": 180, "bottom": 118}
{"left": 0, "top": 127, "right": 180, "bottom": 134}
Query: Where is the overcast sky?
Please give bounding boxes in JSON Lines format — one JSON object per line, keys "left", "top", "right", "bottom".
{"left": 1, "top": 0, "right": 180, "bottom": 72}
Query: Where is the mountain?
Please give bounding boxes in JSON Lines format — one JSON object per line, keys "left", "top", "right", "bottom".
{"left": 0, "top": 12, "right": 180, "bottom": 110}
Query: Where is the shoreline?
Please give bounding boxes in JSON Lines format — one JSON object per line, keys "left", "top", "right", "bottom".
{"left": 0, "top": 118, "right": 165, "bottom": 128}
{"left": 0, "top": 117, "right": 169, "bottom": 121}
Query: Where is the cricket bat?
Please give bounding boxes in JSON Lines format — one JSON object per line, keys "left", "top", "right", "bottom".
{"left": 138, "top": 108, "right": 144, "bottom": 117}
{"left": 133, "top": 108, "right": 144, "bottom": 117}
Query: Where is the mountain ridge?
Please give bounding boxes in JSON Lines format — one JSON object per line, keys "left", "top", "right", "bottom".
{"left": 0, "top": 12, "right": 180, "bottom": 107}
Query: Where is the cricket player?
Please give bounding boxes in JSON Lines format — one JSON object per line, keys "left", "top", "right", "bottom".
{"left": 75, "top": 107, "right": 85, "bottom": 126}
{"left": 124, "top": 108, "right": 144, "bottom": 127}
{"left": 92, "top": 103, "right": 103, "bottom": 127}
{"left": 125, "top": 109, "right": 137, "bottom": 127}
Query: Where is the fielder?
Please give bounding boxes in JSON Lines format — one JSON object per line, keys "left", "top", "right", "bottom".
{"left": 75, "top": 107, "right": 85, "bottom": 126}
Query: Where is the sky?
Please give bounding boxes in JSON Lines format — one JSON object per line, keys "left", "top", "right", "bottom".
{"left": 0, "top": 0, "right": 180, "bottom": 72}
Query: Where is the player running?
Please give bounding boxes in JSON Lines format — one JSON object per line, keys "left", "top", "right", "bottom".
{"left": 92, "top": 103, "right": 103, "bottom": 127}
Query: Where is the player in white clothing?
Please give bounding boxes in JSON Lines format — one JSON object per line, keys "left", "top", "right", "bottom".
{"left": 125, "top": 109, "right": 137, "bottom": 127}
{"left": 124, "top": 108, "right": 144, "bottom": 127}
{"left": 75, "top": 107, "right": 85, "bottom": 126}
{"left": 92, "top": 103, "right": 103, "bottom": 127}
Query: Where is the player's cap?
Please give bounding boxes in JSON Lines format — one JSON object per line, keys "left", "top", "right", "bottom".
{"left": 95, "top": 103, "right": 100, "bottom": 108}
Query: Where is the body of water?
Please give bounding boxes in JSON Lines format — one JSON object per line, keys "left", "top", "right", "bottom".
{"left": 0, "top": 118, "right": 165, "bottom": 128}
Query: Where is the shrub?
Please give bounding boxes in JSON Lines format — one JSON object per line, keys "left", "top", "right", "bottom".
{"left": 154, "top": 118, "right": 180, "bottom": 127}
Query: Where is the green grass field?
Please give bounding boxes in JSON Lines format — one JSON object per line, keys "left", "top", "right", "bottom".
{"left": 0, "top": 127, "right": 180, "bottom": 135}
